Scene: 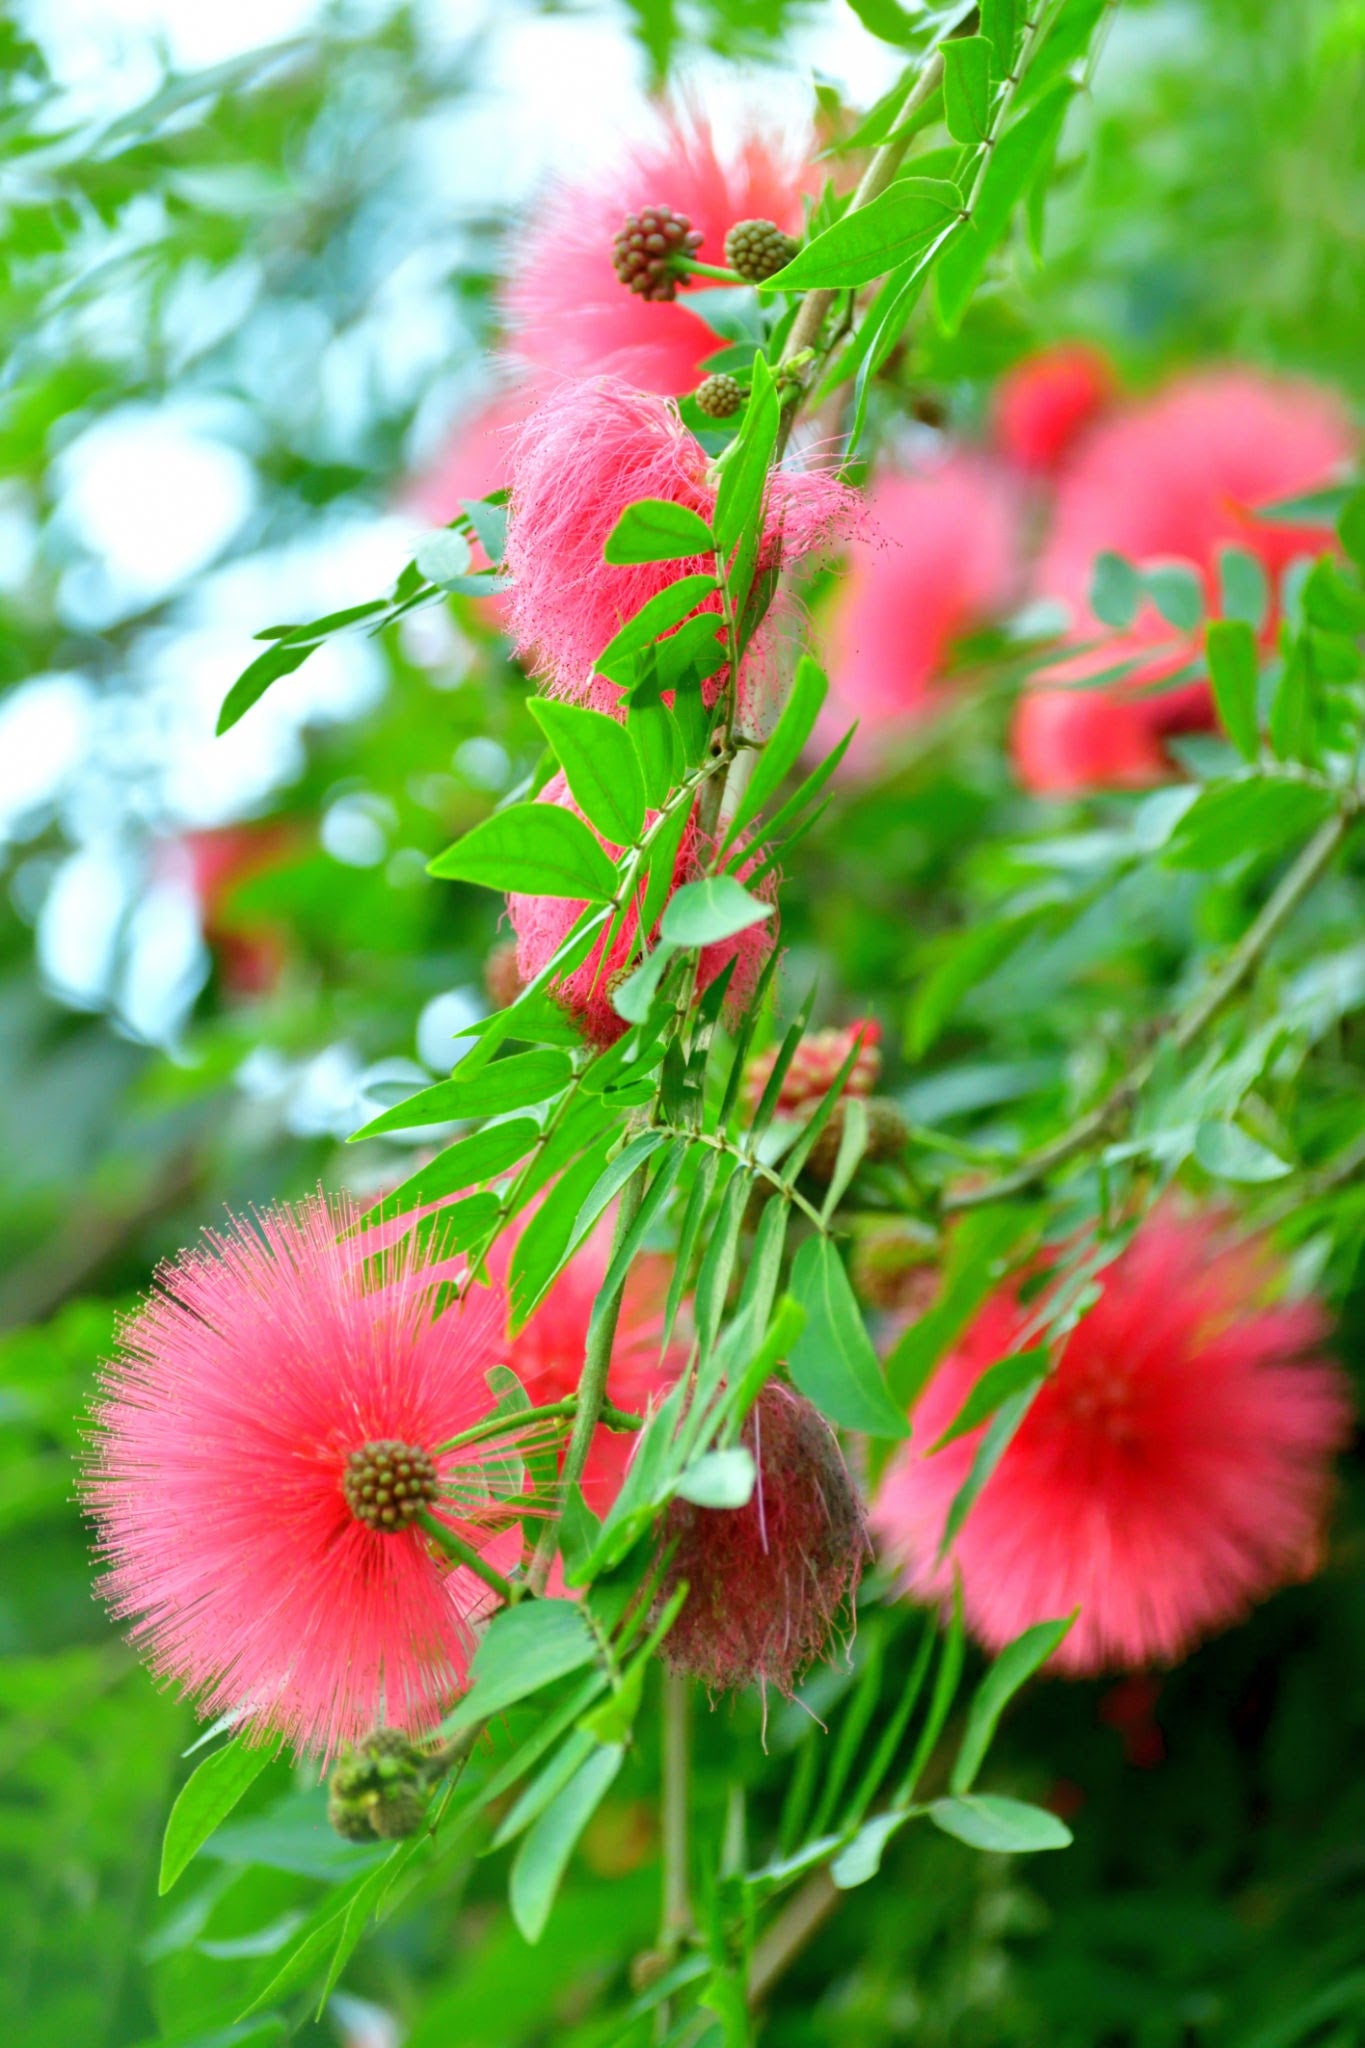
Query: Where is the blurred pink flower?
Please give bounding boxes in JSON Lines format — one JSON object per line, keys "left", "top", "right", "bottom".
{"left": 505, "top": 377, "right": 860, "bottom": 706}
{"left": 993, "top": 342, "right": 1115, "bottom": 476}
{"left": 504, "top": 107, "right": 811, "bottom": 396}
{"left": 86, "top": 1195, "right": 513, "bottom": 1757}
{"left": 506, "top": 769, "right": 775, "bottom": 1045}
{"left": 818, "top": 455, "right": 1020, "bottom": 768}
{"left": 408, "top": 391, "right": 524, "bottom": 530}
{"left": 874, "top": 1209, "right": 1349, "bottom": 1675}
{"left": 1014, "top": 368, "right": 1354, "bottom": 793}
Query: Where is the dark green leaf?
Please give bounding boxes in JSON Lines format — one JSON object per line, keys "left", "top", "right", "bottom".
{"left": 949, "top": 1615, "right": 1074, "bottom": 1794}
{"left": 216, "top": 638, "right": 318, "bottom": 735}
{"left": 943, "top": 36, "right": 993, "bottom": 143}
{"left": 530, "top": 699, "right": 646, "bottom": 847}
{"left": 660, "top": 875, "right": 774, "bottom": 947}
{"left": 428, "top": 802, "right": 618, "bottom": 900}
{"left": 1268, "top": 637, "right": 1316, "bottom": 766}
{"left": 377, "top": 1120, "right": 540, "bottom": 1212}
{"left": 1205, "top": 619, "right": 1260, "bottom": 763}
{"left": 603, "top": 498, "right": 713, "bottom": 566}
{"left": 929, "top": 1794, "right": 1072, "bottom": 1853}
{"left": 508, "top": 1131, "right": 618, "bottom": 1328}
{"left": 765, "top": 177, "right": 963, "bottom": 291}
{"left": 788, "top": 1237, "right": 908, "bottom": 1438}
{"left": 509, "top": 1745, "right": 625, "bottom": 1943}
{"left": 159, "top": 1736, "right": 279, "bottom": 1895}
{"left": 351, "top": 1050, "right": 573, "bottom": 1140}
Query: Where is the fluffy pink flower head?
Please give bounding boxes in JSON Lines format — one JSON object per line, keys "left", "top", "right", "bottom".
{"left": 503, "top": 107, "right": 810, "bottom": 396}
{"left": 85, "top": 1195, "right": 518, "bottom": 1758}
{"left": 993, "top": 343, "right": 1115, "bottom": 476}
{"left": 506, "top": 769, "right": 775, "bottom": 1046}
{"left": 1015, "top": 367, "right": 1354, "bottom": 794}
{"left": 874, "top": 1209, "right": 1350, "bottom": 1676}
{"left": 819, "top": 455, "right": 1019, "bottom": 769}
{"left": 743, "top": 1017, "right": 881, "bottom": 1120}
{"left": 497, "top": 1219, "right": 683, "bottom": 1517}
{"left": 659, "top": 1380, "right": 869, "bottom": 1697}
{"left": 505, "top": 378, "right": 861, "bottom": 707}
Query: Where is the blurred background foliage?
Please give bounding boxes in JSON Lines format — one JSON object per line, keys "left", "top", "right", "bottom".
{"left": 2, "top": 1, "right": 1364, "bottom": 2044}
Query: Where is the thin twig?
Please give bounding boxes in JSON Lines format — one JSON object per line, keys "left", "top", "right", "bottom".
{"left": 417, "top": 1510, "right": 517, "bottom": 1604}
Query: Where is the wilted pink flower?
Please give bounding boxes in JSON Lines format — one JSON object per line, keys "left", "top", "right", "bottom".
{"left": 498, "top": 1220, "right": 682, "bottom": 1516}
{"left": 874, "top": 1210, "right": 1349, "bottom": 1675}
{"left": 1015, "top": 368, "right": 1354, "bottom": 793}
{"left": 819, "top": 455, "right": 1019, "bottom": 768}
{"left": 506, "top": 769, "right": 775, "bottom": 1045}
{"left": 743, "top": 1017, "right": 881, "bottom": 1119}
{"left": 86, "top": 1195, "right": 516, "bottom": 1757}
{"left": 503, "top": 107, "right": 811, "bottom": 396}
{"left": 659, "top": 1381, "right": 868, "bottom": 1696}
{"left": 993, "top": 342, "right": 1115, "bottom": 476}
{"left": 505, "top": 378, "right": 861, "bottom": 706}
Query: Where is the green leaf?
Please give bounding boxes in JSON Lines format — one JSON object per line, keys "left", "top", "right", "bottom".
{"left": 674, "top": 1445, "right": 756, "bottom": 1508}
{"left": 929, "top": 1347, "right": 1048, "bottom": 1452}
{"left": 611, "top": 941, "right": 678, "bottom": 1026}
{"left": 940, "top": 1383, "right": 1040, "bottom": 1553}
{"left": 713, "top": 353, "right": 779, "bottom": 554}
{"left": 1193, "top": 1120, "right": 1293, "bottom": 1183}
{"left": 949, "top": 1615, "right": 1075, "bottom": 1795}
{"left": 1339, "top": 487, "right": 1365, "bottom": 570}
{"left": 943, "top": 36, "right": 993, "bottom": 143}
{"left": 929, "top": 1794, "right": 1072, "bottom": 1854}
{"left": 934, "top": 81, "right": 1074, "bottom": 332}
{"left": 788, "top": 1236, "right": 908, "bottom": 1438}
{"left": 350, "top": 1050, "right": 573, "bottom": 1140}
{"left": 1089, "top": 550, "right": 1141, "bottom": 629}
{"left": 765, "top": 177, "right": 963, "bottom": 291}
{"left": 1217, "top": 545, "right": 1269, "bottom": 628}
{"left": 1268, "top": 637, "right": 1315, "bottom": 766}
{"left": 443, "top": 1601, "right": 597, "bottom": 1734}
{"left": 595, "top": 574, "right": 719, "bottom": 682}
{"left": 722, "top": 653, "right": 827, "bottom": 853}
{"left": 428, "top": 801, "right": 618, "bottom": 900}
{"left": 831, "top": 1810, "right": 912, "bottom": 1891}
{"left": 603, "top": 498, "right": 713, "bottom": 566}
{"left": 216, "top": 638, "right": 319, "bottom": 735}
{"left": 376, "top": 1119, "right": 540, "bottom": 1212}
{"left": 509, "top": 1744, "right": 625, "bottom": 1943}
{"left": 981, "top": 0, "right": 1019, "bottom": 73}
{"left": 462, "top": 494, "right": 509, "bottom": 563}
{"left": 530, "top": 699, "right": 646, "bottom": 847}
{"left": 909, "top": 912, "right": 1047, "bottom": 1058}
{"left": 638, "top": 793, "right": 693, "bottom": 937}
{"left": 843, "top": 0, "right": 922, "bottom": 46}
{"left": 1164, "top": 777, "right": 1333, "bottom": 871}
{"left": 1144, "top": 563, "right": 1203, "bottom": 632}
{"left": 413, "top": 526, "right": 472, "bottom": 587}
{"left": 885, "top": 1208, "right": 1033, "bottom": 1407}
{"left": 660, "top": 875, "right": 774, "bottom": 947}
{"left": 159, "top": 1736, "right": 279, "bottom": 1895}
{"left": 1205, "top": 619, "right": 1260, "bottom": 763}
{"left": 507, "top": 1131, "right": 618, "bottom": 1328}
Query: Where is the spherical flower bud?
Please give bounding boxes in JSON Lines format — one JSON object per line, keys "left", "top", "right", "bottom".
{"left": 804, "top": 1097, "right": 908, "bottom": 1185}
{"left": 657, "top": 1382, "right": 868, "bottom": 1697}
{"left": 849, "top": 1218, "right": 938, "bottom": 1314}
{"left": 724, "top": 218, "right": 799, "bottom": 284}
{"left": 743, "top": 1019, "right": 881, "bottom": 1121}
{"left": 695, "top": 372, "right": 743, "bottom": 419}
{"left": 327, "top": 1727, "right": 430, "bottom": 1842}
{"left": 612, "top": 205, "right": 704, "bottom": 302}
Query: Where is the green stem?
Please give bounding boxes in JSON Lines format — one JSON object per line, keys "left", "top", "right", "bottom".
{"left": 434, "top": 1397, "right": 642, "bottom": 1458}
{"left": 675, "top": 256, "right": 744, "bottom": 285}
{"left": 528, "top": 1169, "right": 648, "bottom": 1592}
{"left": 416, "top": 1509, "right": 517, "bottom": 1604}
{"left": 661, "top": 1669, "right": 693, "bottom": 1948}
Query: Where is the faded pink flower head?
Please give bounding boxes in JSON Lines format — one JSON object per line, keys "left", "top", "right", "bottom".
{"left": 497, "top": 1218, "right": 683, "bottom": 1517}
{"left": 818, "top": 454, "right": 1019, "bottom": 769}
{"left": 659, "top": 1380, "right": 869, "bottom": 1696}
{"left": 85, "top": 1195, "right": 515, "bottom": 1757}
{"left": 1015, "top": 367, "right": 1354, "bottom": 794}
{"left": 874, "top": 1209, "right": 1350, "bottom": 1676}
{"left": 993, "top": 342, "right": 1116, "bottom": 476}
{"left": 503, "top": 107, "right": 811, "bottom": 397}
{"left": 504, "top": 377, "right": 861, "bottom": 707}
{"left": 506, "top": 769, "right": 776, "bottom": 1046}
{"left": 742, "top": 1017, "right": 881, "bottom": 1120}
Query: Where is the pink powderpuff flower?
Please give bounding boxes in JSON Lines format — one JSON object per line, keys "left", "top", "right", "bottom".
{"left": 1014, "top": 367, "right": 1354, "bottom": 794}
{"left": 817, "top": 455, "right": 1020, "bottom": 770}
{"left": 874, "top": 1209, "right": 1350, "bottom": 1676}
{"left": 503, "top": 107, "right": 812, "bottom": 398}
{"left": 85, "top": 1194, "right": 519, "bottom": 1759}
{"left": 506, "top": 769, "right": 776, "bottom": 1046}
{"left": 993, "top": 342, "right": 1116, "bottom": 477}
{"left": 505, "top": 377, "right": 862, "bottom": 707}
{"left": 496, "top": 1219, "right": 683, "bottom": 1518}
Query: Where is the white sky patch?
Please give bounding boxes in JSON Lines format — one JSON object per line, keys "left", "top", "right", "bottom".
{"left": 0, "top": 673, "right": 95, "bottom": 840}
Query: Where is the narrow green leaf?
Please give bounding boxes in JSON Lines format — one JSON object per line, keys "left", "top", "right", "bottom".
{"left": 661, "top": 876, "right": 774, "bottom": 947}
{"left": 943, "top": 36, "right": 993, "bottom": 143}
{"left": 843, "top": 0, "right": 922, "bottom": 46}
{"left": 934, "top": 81, "right": 1074, "bottom": 332}
{"left": 507, "top": 1131, "right": 618, "bottom": 1329}
{"left": 949, "top": 1615, "right": 1075, "bottom": 1795}
{"left": 930, "top": 1347, "right": 1048, "bottom": 1452}
{"left": 885, "top": 1209, "right": 1033, "bottom": 1408}
{"left": 530, "top": 699, "right": 646, "bottom": 847}
{"left": 899, "top": 1583, "right": 965, "bottom": 1799}
{"left": 610, "top": 941, "right": 678, "bottom": 1026}
{"left": 351, "top": 1050, "right": 573, "bottom": 1141}
{"left": 831, "top": 1811, "right": 912, "bottom": 1890}
{"left": 765, "top": 177, "right": 964, "bottom": 291}
{"left": 216, "top": 639, "right": 318, "bottom": 735}
{"left": 929, "top": 1794, "right": 1072, "bottom": 1854}
{"left": 722, "top": 654, "right": 828, "bottom": 853}
{"left": 595, "top": 574, "right": 718, "bottom": 680}
{"left": 940, "top": 1383, "right": 1041, "bottom": 1553}
{"left": 1164, "top": 777, "right": 1333, "bottom": 870}
{"left": 981, "top": 0, "right": 1018, "bottom": 73}
{"left": 159, "top": 1737, "right": 279, "bottom": 1894}
{"left": 1339, "top": 487, "right": 1365, "bottom": 570}
{"left": 603, "top": 498, "right": 713, "bottom": 566}
{"left": 428, "top": 802, "right": 618, "bottom": 900}
{"left": 713, "top": 353, "right": 779, "bottom": 554}
{"left": 788, "top": 1237, "right": 908, "bottom": 1438}
{"left": 509, "top": 1745, "right": 625, "bottom": 1943}
{"left": 442, "top": 1601, "right": 597, "bottom": 1734}
{"left": 1194, "top": 1120, "right": 1293, "bottom": 1183}
{"left": 1205, "top": 619, "right": 1260, "bottom": 763}
{"left": 637, "top": 794, "right": 693, "bottom": 936}
{"left": 375, "top": 1119, "right": 540, "bottom": 1214}
{"left": 1217, "top": 545, "right": 1269, "bottom": 628}
{"left": 1268, "top": 637, "right": 1316, "bottom": 765}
